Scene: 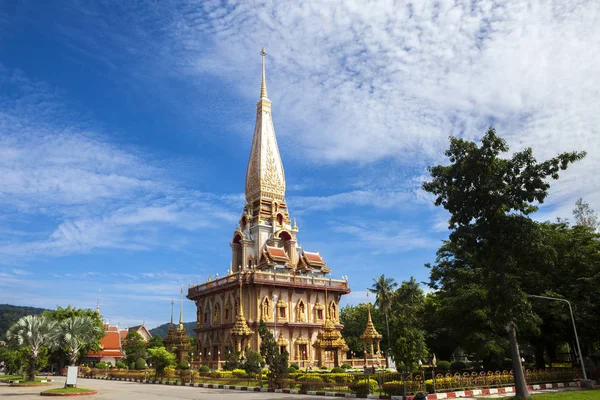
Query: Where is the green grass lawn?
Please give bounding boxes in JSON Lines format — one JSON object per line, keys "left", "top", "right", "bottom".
{"left": 43, "top": 387, "right": 96, "bottom": 394}
{"left": 9, "top": 381, "right": 52, "bottom": 385}
{"left": 526, "top": 390, "right": 600, "bottom": 399}
{"left": 1, "top": 375, "right": 46, "bottom": 382}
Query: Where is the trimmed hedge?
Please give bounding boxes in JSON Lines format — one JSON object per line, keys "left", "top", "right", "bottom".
{"left": 349, "top": 378, "right": 378, "bottom": 394}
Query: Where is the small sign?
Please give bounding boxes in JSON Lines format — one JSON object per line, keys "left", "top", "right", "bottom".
{"left": 66, "top": 366, "right": 78, "bottom": 387}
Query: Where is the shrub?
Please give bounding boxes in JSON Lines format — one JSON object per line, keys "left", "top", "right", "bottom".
{"left": 349, "top": 378, "right": 378, "bottom": 394}
{"left": 299, "top": 375, "right": 324, "bottom": 391}
{"left": 382, "top": 380, "right": 404, "bottom": 396}
{"left": 436, "top": 360, "right": 451, "bottom": 372}
{"left": 320, "top": 366, "right": 328, "bottom": 370}
{"left": 290, "top": 363, "right": 299, "bottom": 369}
{"left": 135, "top": 358, "right": 147, "bottom": 370}
{"left": 331, "top": 367, "right": 345, "bottom": 373}
{"left": 115, "top": 361, "right": 127, "bottom": 369}
{"left": 179, "top": 361, "right": 190, "bottom": 370}
{"left": 232, "top": 369, "right": 248, "bottom": 378}
{"left": 341, "top": 364, "right": 351, "bottom": 369}
{"left": 288, "top": 366, "right": 298, "bottom": 373}
{"left": 199, "top": 365, "right": 210, "bottom": 373}
{"left": 129, "top": 362, "right": 136, "bottom": 370}
{"left": 450, "top": 361, "right": 467, "bottom": 371}
{"left": 209, "top": 370, "right": 233, "bottom": 379}
{"left": 96, "top": 361, "right": 109, "bottom": 369}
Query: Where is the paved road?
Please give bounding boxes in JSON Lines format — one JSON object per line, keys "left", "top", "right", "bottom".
{"left": 1, "top": 376, "right": 328, "bottom": 400}
{"left": 2, "top": 376, "right": 593, "bottom": 399}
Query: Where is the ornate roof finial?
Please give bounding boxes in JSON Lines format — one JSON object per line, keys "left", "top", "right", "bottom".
{"left": 260, "top": 48, "right": 268, "bottom": 99}
{"left": 170, "top": 298, "right": 174, "bottom": 327}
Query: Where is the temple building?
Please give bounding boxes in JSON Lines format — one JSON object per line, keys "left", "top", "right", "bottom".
{"left": 188, "top": 49, "right": 350, "bottom": 368}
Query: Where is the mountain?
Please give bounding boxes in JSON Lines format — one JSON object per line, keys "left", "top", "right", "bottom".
{"left": 0, "top": 304, "right": 48, "bottom": 339}
{"left": 149, "top": 321, "right": 196, "bottom": 338}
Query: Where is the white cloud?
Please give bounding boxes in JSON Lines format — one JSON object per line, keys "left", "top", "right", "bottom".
{"left": 0, "top": 65, "right": 238, "bottom": 260}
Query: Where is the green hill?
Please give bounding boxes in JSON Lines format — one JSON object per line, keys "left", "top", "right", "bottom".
{"left": 0, "top": 304, "right": 48, "bottom": 339}
{"left": 149, "top": 321, "right": 196, "bottom": 338}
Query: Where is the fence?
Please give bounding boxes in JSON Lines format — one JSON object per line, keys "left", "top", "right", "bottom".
{"left": 83, "top": 368, "right": 580, "bottom": 396}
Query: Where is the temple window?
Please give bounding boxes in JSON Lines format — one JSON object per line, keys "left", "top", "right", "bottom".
{"left": 225, "top": 309, "right": 230, "bottom": 320}
{"left": 279, "top": 306, "right": 286, "bottom": 318}
{"left": 317, "top": 309, "right": 323, "bottom": 320}
{"left": 277, "top": 213, "right": 284, "bottom": 225}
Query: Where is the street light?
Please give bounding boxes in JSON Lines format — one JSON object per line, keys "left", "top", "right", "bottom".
{"left": 527, "top": 294, "right": 588, "bottom": 381}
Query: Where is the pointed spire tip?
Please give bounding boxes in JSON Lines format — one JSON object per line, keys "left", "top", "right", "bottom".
{"left": 260, "top": 48, "right": 268, "bottom": 99}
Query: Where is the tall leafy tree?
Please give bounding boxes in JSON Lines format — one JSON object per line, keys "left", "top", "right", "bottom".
{"left": 258, "top": 319, "right": 288, "bottom": 388}
{"left": 123, "top": 330, "right": 147, "bottom": 365}
{"left": 58, "top": 316, "right": 103, "bottom": 366}
{"left": 368, "top": 275, "right": 397, "bottom": 357}
{"left": 6, "top": 315, "right": 58, "bottom": 381}
{"left": 423, "top": 128, "right": 585, "bottom": 398}
{"left": 388, "top": 277, "right": 428, "bottom": 372}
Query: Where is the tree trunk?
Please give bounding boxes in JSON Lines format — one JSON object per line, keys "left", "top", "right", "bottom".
{"left": 508, "top": 322, "right": 529, "bottom": 398}
{"left": 385, "top": 312, "right": 391, "bottom": 368}
{"left": 28, "top": 352, "right": 37, "bottom": 382}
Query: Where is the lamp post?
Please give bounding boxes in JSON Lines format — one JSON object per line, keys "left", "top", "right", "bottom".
{"left": 431, "top": 354, "right": 437, "bottom": 394}
{"left": 272, "top": 294, "right": 278, "bottom": 343}
{"left": 208, "top": 352, "right": 211, "bottom": 369}
{"left": 526, "top": 294, "right": 588, "bottom": 380}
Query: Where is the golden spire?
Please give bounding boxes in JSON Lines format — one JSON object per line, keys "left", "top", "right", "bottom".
{"left": 179, "top": 285, "right": 184, "bottom": 330}
{"left": 360, "top": 303, "right": 382, "bottom": 340}
{"left": 95, "top": 288, "right": 101, "bottom": 315}
{"left": 245, "top": 48, "right": 286, "bottom": 203}
{"left": 260, "top": 48, "right": 268, "bottom": 99}
{"left": 170, "top": 298, "right": 174, "bottom": 327}
{"left": 230, "top": 279, "right": 253, "bottom": 337}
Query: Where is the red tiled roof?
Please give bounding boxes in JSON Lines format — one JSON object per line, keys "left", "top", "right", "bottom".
{"left": 119, "top": 330, "right": 128, "bottom": 340}
{"left": 87, "top": 349, "right": 125, "bottom": 358}
{"left": 107, "top": 326, "right": 118, "bottom": 332}
{"left": 265, "top": 246, "right": 290, "bottom": 263}
{"left": 104, "top": 331, "right": 122, "bottom": 349}
{"left": 268, "top": 246, "right": 287, "bottom": 258}
{"left": 304, "top": 251, "right": 324, "bottom": 263}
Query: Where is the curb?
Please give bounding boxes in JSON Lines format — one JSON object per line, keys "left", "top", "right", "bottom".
{"left": 40, "top": 391, "right": 98, "bottom": 397}
{"left": 81, "top": 376, "right": 581, "bottom": 399}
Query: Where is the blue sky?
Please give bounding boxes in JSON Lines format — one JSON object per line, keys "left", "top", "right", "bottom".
{"left": 0, "top": 1, "right": 598, "bottom": 329}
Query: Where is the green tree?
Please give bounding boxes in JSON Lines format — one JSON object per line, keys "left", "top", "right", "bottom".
{"left": 258, "top": 319, "right": 288, "bottom": 388}
{"left": 43, "top": 306, "right": 104, "bottom": 371}
{"left": 57, "top": 316, "right": 103, "bottom": 366}
{"left": 388, "top": 278, "right": 428, "bottom": 371}
{"left": 423, "top": 128, "right": 585, "bottom": 398}
{"left": 242, "top": 348, "right": 264, "bottom": 379}
{"left": 368, "top": 275, "right": 397, "bottom": 359}
{"left": 573, "top": 198, "right": 598, "bottom": 230}
{"left": 123, "top": 331, "right": 147, "bottom": 365}
{"left": 147, "top": 347, "right": 176, "bottom": 377}
{"left": 146, "top": 334, "right": 163, "bottom": 349}
{"left": 223, "top": 348, "right": 242, "bottom": 370}
{"left": 6, "top": 315, "right": 58, "bottom": 381}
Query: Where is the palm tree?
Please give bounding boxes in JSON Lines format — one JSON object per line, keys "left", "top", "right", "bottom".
{"left": 368, "top": 275, "right": 398, "bottom": 359}
{"left": 6, "top": 315, "right": 58, "bottom": 381}
{"left": 58, "top": 316, "right": 103, "bottom": 366}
